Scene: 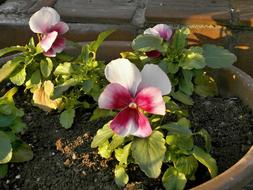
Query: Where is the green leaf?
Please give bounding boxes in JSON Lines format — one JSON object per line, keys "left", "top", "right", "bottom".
{"left": 10, "top": 66, "right": 26, "bottom": 86}
{"left": 110, "top": 134, "right": 125, "bottom": 150}
{"left": 53, "top": 78, "right": 78, "bottom": 98}
{"left": 11, "top": 142, "right": 33, "bottom": 162}
{"left": 82, "top": 80, "right": 93, "bottom": 93}
{"left": 179, "top": 70, "right": 194, "bottom": 96}
{"left": 60, "top": 109, "right": 75, "bottom": 129}
{"left": 165, "top": 99, "right": 188, "bottom": 117}
{"left": 25, "top": 69, "right": 42, "bottom": 91}
{"left": 11, "top": 120, "right": 27, "bottom": 133}
{"left": 0, "top": 60, "right": 20, "bottom": 83}
{"left": 168, "top": 61, "right": 179, "bottom": 74}
{"left": 195, "top": 129, "right": 212, "bottom": 153}
{"left": 177, "top": 118, "right": 191, "bottom": 128}
{"left": 1, "top": 87, "right": 17, "bottom": 103}
{"left": 162, "top": 167, "right": 187, "bottom": 190}
{"left": 89, "top": 29, "right": 115, "bottom": 53}
{"left": 0, "top": 114, "right": 15, "bottom": 128}
{"left": 192, "top": 146, "right": 218, "bottom": 178}
{"left": 115, "top": 143, "right": 132, "bottom": 165}
{"left": 91, "top": 122, "right": 114, "bottom": 148}
{"left": 0, "top": 104, "right": 13, "bottom": 115}
{"left": 161, "top": 123, "right": 192, "bottom": 136}
{"left": 194, "top": 71, "right": 218, "bottom": 97}
{"left": 166, "top": 135, "right": 194, "bottom": 152}
{"left": 120, "top": 51, "right": 141, "bottom": 63}
{"left": 40, "top": 58, "right": 53, "bottom": 78}
{"left": 171, "top": 27, "right": 190, "bottom": 52}
{"left": 98, "top": 140, "right": 112, "bottom": 159}
{"left": 90, "top": 108, "right": 116, "bottom": 121}
{"left": 115, "top": 165, "right": 129, "bottom": 187}
{"left": 132, "top": 131, "right": 166, "bottom": 178}
{"left": 172, "top": 91, "right": 194, "bottom": 105}
{"left": 0, "top": 164, "right": 8, "bottom": 178}
{"left": 54, "top": 62, "right": 73, "bottom": 76}
{"left": 179, "top": 47, "right": 206, "bottom": 70}
{"left": 203, "top": 44, "right": 237, "bottom": 68}
{"left": 0, "top": 131, "right": 12, "bottom": 164}
{"left": 132, "top": 35, "right": 164, "bottom": 52}
{"left": 174, "top": 156, "right": 198, "bottom": 178}
{"left": 159, "top": 59, "right": 179, "bottom": 74}
{"left": 0, "top": 46, "right": 25, "bottom": 57}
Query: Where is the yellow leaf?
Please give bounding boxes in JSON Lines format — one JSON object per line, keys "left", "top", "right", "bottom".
{"left": 33, "top": 81, "right": 61, "bottom": 112}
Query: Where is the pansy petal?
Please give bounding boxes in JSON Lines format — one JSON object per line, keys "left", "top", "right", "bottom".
{"left": 140, "top": 64, "right": 171, "bottom": 95}
{"left": 98, "top": 83, "right": 133, "bottom": 110}
{"left": 52, "top": 37, "right": 65, "bottom": 53}
{"left": 145, "top": 50, "right": 161, "bottom": 58}
{"left": 153, "top": 24, "right": 173, "bottom": 41}
{"left": 110, "top": 108, "right": 152, "bottom": 138}
{"left": 40, "top": 31, "right": 58, "bottom": 52}
{"left": 135, "top": 87, "right": 165, "bottom": 115}
{"left": 144, "top": 27, "right": 160, "bottom": 38}
{"left": 51, "top": 21, "right": 69, "bottom": 34}
{"left": 29, "top": 7, "right": 60, "bottom": 33}
{"left": 43, "top": 48, "right": 57, "bottom": 57}
{"left": 105, "top": 58, "right": 141, "bottom": 96}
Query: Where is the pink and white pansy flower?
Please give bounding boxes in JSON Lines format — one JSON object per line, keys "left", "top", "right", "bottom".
{"left": 144, "top": 24, "right": 173, "bottom": 42}
{"left": 98, "top": 58, "right": 172, "bottom": 138}
{"left": 143, "top": 24, "right": 173, "bottom": 58}
{"left": 29, "top": 7, "right": 69, "bottom": 57}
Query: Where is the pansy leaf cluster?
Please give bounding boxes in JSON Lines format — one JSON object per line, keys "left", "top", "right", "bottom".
{"left": 123, "top": 24, "right": 237, "bottom": 105}
{"left": 0, "top": 88, "right": 33, "bottom": 178}
{"left": 0, "top": 7, "right": 113, "bottom": 129}
{"left": 92, "top": 58, "right": 218, "bottom": 189}
{"left": 0, "top": 7, "right": 68, "bottom": 112}
{"left": 54, "top": 29, "right": 114, "bottom": 129}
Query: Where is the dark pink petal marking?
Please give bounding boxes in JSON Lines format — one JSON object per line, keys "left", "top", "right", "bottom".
{"left": 145, "top": 50, "right": 161, "bottom": 58}
{"left": 135, "top": 87, "right": 166, "bottom": 115}
{"left": 110, "top": 108, "right": 152, "bottom": 138}
{"left": 98, "top": 83, "right": 133, "bottom": 110}
{"left": 52, "top": 37, "right": 65, "bottom": 53}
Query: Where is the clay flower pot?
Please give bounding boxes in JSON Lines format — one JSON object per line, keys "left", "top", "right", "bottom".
{"left": 0, "top": 41, "right": 253, "bottom": 190}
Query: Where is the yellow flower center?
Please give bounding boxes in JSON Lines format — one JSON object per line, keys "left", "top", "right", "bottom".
{"left": 128, "top": 102, "right": 137, "bottom": 109}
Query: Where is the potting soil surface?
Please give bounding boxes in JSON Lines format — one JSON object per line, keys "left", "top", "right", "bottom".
{"left": 1, "top": 93, "right": 253, "bottom": 190}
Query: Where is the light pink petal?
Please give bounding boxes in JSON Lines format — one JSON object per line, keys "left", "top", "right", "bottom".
{"left": 110, "top": 108, "right": 152, "bottom": 138}
{"left": 40, "top": 31, "right": 58, "bottom": 52}
{"left": 153, "top": 24, "right": 173, "bottom": 41}
{"left": 52, "top": 37, "right": 65, "bottom": 53}
{"left": 51, "top": 22, "right": 69, "bottom": 34}
{"left": 29, "top": 7, "right": 60, "bottom": 34}
{"left": 105, "top": 58, "right": 141, "bottom": 96}
{"left": 98, "top": 83, "right": 133, "bottom": 110}
{"left": 144, "top": 28, "right": 160, "bottom": 38}
{"left": 140, "top": 64, "right": 171, "bottom": 95}
{"left": 135, "top": 87, "right": 165, "bottom": 115}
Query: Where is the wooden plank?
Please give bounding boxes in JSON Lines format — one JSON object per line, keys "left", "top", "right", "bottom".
{"left": 232, "top": 0, "right": 253, "bottom": 27}
{"left": 146, "top": 0, "right": 231, "bottom": 25}
{"left": 54, "top": 0, "right": 139, "bottom": 23}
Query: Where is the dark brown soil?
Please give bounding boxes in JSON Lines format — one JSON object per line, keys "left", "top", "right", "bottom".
{"left": 0, "top": 92, "right": 253, "bottom": 190}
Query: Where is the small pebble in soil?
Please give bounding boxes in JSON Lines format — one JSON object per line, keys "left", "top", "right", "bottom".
{"left": 15, "top": 175, "right": 21, "bottom": 179}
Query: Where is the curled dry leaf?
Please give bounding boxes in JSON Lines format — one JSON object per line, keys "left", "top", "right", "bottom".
{"left": 33, "top": 80, "right": 61, "bottom": 112}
